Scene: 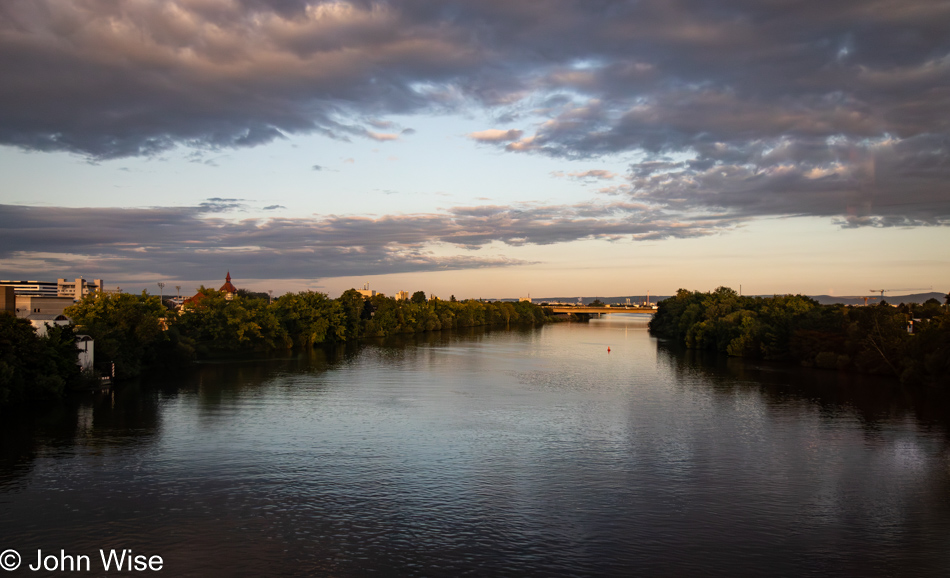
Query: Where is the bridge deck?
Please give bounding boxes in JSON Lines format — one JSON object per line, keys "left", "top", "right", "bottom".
{"left": 544, "top": 306, "right": 657, "bottom": 314}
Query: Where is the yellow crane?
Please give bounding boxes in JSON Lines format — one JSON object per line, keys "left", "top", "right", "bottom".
{"left": 868, "top": 287, "right": 932, "bottom": 298}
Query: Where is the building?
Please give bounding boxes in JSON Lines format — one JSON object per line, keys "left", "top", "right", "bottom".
{"left": 28, "top": 314, "right": 71, "bottom": 337}
{"left": 15, "top": 295, "right": 74, "bottom": 319}
{"left": 182, "top": 292, "right": 206, "bottom": 309}
{"left": 57, "top": 278, "right": 103, "bottom": 300}
{"left": 220, "top": 272, "right": 238, "bottom": 300}
{"left": 357, "top": 283, "right": 377, "bottom": 298}
{"left": 0, "top": 286, "right": 14, "bottom": 314}
{"left": 1, "top": 278, "right": 103, "bottom": 300}
{"left": 395, "top": 290, "right": 409, "bottom": 301}
{"left": 0, "top": 280, "right": 59, "bottom": 297}
{"left": 520, "top": 294, "right": 532, "bottom": 303}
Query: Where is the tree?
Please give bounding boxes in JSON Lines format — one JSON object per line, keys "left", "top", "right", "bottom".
{"left": 66, "top": 291, "right": 170, "bottom": 379}
{"left": 411, "top": 291, "right": 427, "bottom": 304}
{"left": 0, "top": 314, "right": 81, "bottom": 406}
{"left": 337, "top": 289, "right": 366, "bottom": 340}
{"left": 590, "top": 299, "right": 605, "bottom": 307}
{"left": 178, "top": 288, "right": 286, "bottom": 352}
{"left": 274, "top": 291, "right": 344, "bottom": 346}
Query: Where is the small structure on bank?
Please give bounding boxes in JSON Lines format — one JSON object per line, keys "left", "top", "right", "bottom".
{"left": 75, "top": 335, "right": 94, "bottom": 371}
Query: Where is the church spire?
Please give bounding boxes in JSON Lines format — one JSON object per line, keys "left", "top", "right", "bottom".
{"left": 220, "top": 271, "right": 238, "bottom": 299}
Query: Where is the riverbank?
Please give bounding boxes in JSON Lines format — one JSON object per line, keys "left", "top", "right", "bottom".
{"left": 648, "top": 287, "right": 949, "bottom": 386}
{"left": 1, "top": 290, "right": 558, "bottom": 408}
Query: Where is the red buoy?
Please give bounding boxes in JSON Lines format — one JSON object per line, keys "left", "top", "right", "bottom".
{"left": 607, "top": 347, "right": 611, "bottom": 353}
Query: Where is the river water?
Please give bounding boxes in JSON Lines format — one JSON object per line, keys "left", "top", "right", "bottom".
{"left": 2, "top": 316, "right": 949, "bottom": 576}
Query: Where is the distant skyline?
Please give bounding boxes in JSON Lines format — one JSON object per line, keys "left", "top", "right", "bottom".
{"left": 1, "top": 0, "right": 948, "bottom": 298}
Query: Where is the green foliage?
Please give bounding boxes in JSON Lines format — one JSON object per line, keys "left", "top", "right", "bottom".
{"left": 31, "top": 287, "right": 552, "bottom": 388}
{"left": 410, "top": 291, "right": 427, "bottom": 304}
{"left": 177, "top": 288, "right": 287, "bottom": 353}
{"left": 273, "top": 291, "right": 344, "bottom": 347}
{"left": 650, "top": 288, "right": 950, "bottom": 386}
{"left": 589, "top": 299, "right": 605, "bottom": 307}
{"left": 66, "top": 291, "right": 189, "bottom": 379}
{"left": 237, "top": 288, "right": 271, "bottom": 301}
{"left": 0, "top": 314, "right": 81, "bottom": 406}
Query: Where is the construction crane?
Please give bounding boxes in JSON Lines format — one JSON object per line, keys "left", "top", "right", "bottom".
{"left": 868, "top": 287, "right": 932, "bottom": 298}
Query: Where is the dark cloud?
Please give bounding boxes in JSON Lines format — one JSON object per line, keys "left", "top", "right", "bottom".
{"left": 263, "top": 205, "right": 286, "bottom": 210}
{"left": 0, "top": 0, "right": 948, "bottom": 225}
{"left": 624, "top": 134, "right": 950, "bottom": 226}
{"left": 0, "top": 201, "right": 736, "bottom": 281}
{"left": 197, "top": 198, "right": 247, "bottom": 213}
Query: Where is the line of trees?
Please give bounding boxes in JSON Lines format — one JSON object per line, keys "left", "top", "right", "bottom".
{"left": 57, "top": 289, "right": 550, "bottom": 382}
{"left": 649, "top": 287, "right": 950, "bottom": 386}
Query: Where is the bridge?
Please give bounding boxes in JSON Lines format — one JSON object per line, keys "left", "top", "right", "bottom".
{"left": 543, "top": 306, "right": 657, "bottom": 315}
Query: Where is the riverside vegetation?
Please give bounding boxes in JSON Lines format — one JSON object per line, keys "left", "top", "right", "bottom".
{"left": 649, "top": 287, "right": 950, "bottom": 386}
{"left": 1, "top": 289, "right": 550, "bottom": 406}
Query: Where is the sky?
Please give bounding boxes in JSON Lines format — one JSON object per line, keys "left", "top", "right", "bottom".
{"left": 1, "top": 0, "right": 948, "bottom": 299}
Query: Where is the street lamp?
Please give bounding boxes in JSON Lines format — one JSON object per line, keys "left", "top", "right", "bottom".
{"left": 157, "top": 282, "right": 165, "bottom": 305}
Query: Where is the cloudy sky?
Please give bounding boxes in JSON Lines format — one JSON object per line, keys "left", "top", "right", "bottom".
{"left": 1, "top": 0, "right": 948, "bottom": 298}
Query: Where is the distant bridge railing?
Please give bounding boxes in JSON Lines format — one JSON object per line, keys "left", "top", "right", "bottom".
{"left": 543, "top": 306, "right": 657, "bottom": 314}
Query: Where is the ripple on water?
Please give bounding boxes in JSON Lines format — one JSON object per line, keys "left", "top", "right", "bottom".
{"left": 2, "top": 323, "right": 950, "bottom": 576}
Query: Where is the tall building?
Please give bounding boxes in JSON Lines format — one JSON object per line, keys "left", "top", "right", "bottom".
{"left": 57, "top": 278, "right": 103, "bottom": 299}
{"left": 395, "top": 290, "right": 409, "bottom": 301}
{"left": 0, "top": 278, "right": 103, "bottom": 300}
{"left": 0, "top": 280, "right": 58, "bottom": 297}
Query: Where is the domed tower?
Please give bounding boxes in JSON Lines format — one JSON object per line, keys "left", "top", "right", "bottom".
{"left": 220, "top": 272, "right": 238, "bottom": 300}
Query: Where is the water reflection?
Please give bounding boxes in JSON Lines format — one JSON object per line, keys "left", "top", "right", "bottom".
{"left": 656, "top": 338, "right": 950, "bottom": 433}
{"left": 0, "top": 386, "right": 164, "bottom": 492}
{"left": 1, "top": 319, "right": 949, "bottom": 576}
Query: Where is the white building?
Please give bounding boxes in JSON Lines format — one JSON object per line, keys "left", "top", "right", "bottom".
{"left": 28, "top": 313, "right": 71, "bottom": 337}
{"left": 357, "top": 283, "right": 377, "bottom": 298}
{"left": 57, "top": 278, "right": 103, "bottom": 300}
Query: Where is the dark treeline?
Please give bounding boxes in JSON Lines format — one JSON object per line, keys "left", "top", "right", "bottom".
{"left": 649, "top": 287, "right": 950, "bottom": 386}
{"left": 57, "top": 288, "right": 549, "bottom": 380}
{"left": 0, "top": 315, "right": 95, "bottom": 406}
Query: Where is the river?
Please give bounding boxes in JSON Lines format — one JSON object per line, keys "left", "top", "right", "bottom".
{"left": 2, "top": 315, "right": 949, "bottom": 576}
